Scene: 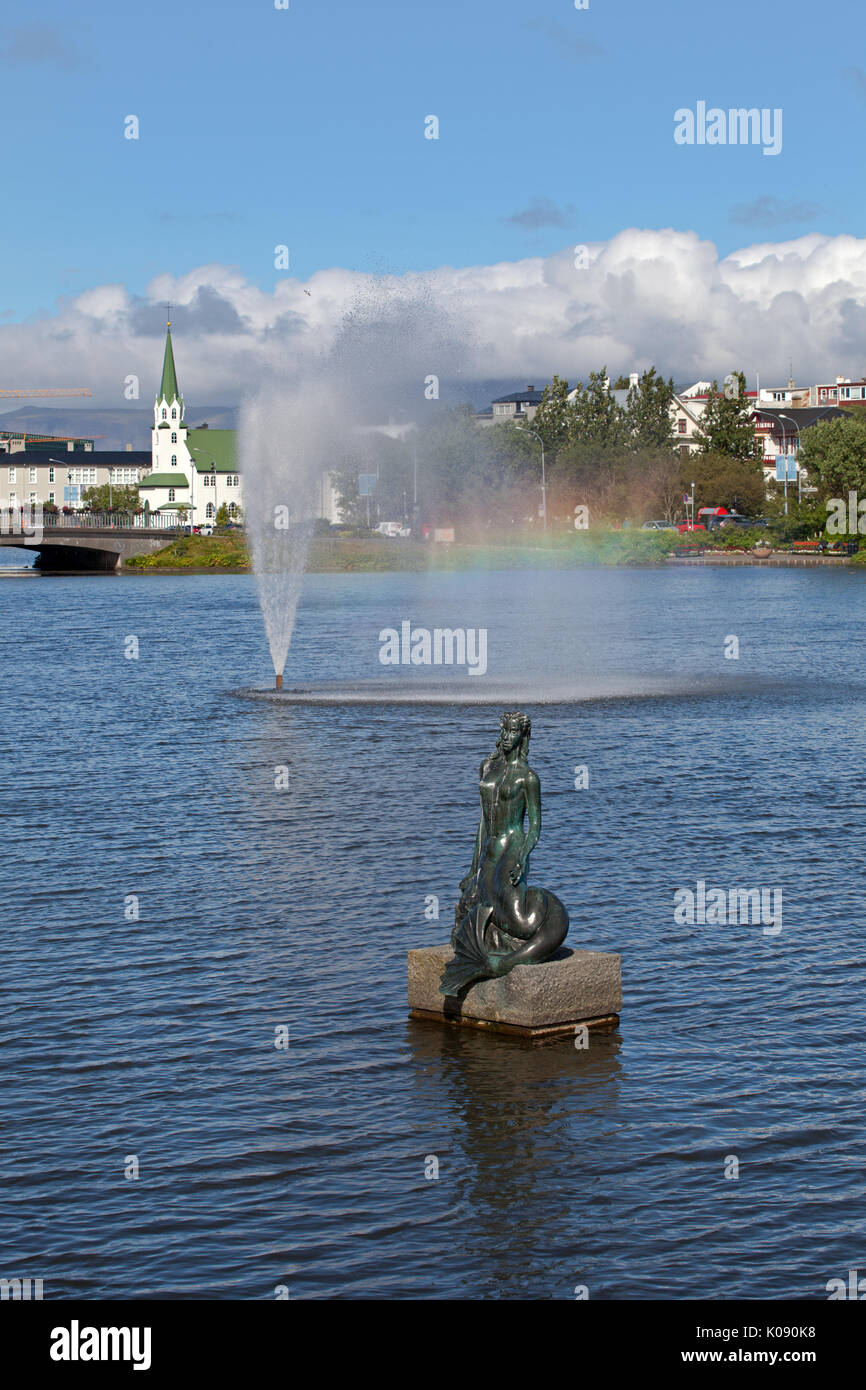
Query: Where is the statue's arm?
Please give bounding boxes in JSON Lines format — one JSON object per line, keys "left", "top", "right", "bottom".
{"left": 459, "top": 816, "right": 483, "bottom": 894}
{"left": 521, "top": 770, "right": 541, "bottom": 864}
{"left": 460, "top": 766, "right": 487, "bottom": 889}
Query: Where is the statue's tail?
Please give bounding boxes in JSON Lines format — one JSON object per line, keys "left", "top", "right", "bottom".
{"left": 440, "top": 905, "right": 496, "bottom": 996}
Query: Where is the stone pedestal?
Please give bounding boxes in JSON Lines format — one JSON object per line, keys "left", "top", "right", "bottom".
{"left": 408, "top": 944, "right": 621, "bottom": 1039}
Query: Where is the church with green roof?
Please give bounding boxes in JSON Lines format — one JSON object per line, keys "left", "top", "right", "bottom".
{"left": 139, "top": 323, "right": 242, "bottom": 526}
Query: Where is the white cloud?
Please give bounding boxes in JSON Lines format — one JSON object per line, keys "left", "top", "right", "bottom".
{"left": 4, "top": 228, "right": 866, "bottom": 407}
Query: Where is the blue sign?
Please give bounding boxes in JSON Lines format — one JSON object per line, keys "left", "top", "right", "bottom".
{"left": 775, "top": 455, "right": 798, "bottom": 482}
{"left": 358, "top": 473, "right": 377, "bottom": 496}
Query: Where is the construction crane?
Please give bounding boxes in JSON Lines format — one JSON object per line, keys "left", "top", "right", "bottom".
{"left": 0, "top": 387, "right": 92, "bottom": 398}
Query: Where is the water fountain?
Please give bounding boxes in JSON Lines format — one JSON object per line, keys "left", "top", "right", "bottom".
{"left": 241, "top": 282, "right": 471, "bottom": 692}
{"left": 242, "top": 375, "right": 340, "bottom": 689}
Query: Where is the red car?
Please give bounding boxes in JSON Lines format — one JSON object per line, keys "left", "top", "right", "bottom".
{"left": 675, "top": 522, "right": 707, "bottom": 533}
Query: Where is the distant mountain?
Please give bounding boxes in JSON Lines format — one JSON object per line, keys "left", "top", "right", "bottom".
{"left": 0, "top": 405, "right": 238, "bottom": 452}
{"left": 0, "top": 382, "right": 552, "bottom": 451}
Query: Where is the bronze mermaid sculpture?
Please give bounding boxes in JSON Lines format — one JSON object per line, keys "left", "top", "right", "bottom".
{"left": 440, "top": 712, "right": 570, "bottom": 995}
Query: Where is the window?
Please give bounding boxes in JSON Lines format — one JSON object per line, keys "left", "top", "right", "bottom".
{"left": 233, "top": 475, "right": 238, "bottom": 486}
{"left": 162, "top": 408, "right": 167, "bottom": 420}
{"left": 48, "top": 492, "right": 55, "bottom": 503}
{"left": 171, "top": 408, "right": 177, "bottom": 419}
{"left": 28, "top": 467, "right": 37, "bottom": 483}
{"left": 677, "top": 419, "right": 686, "bottom": 433}
{"left": 206, "top": 502, "right": 214, "bottom": 518}
{"left": 68, "top": 467, "right": 97, "bottom": 485}
{"left": 48, "top": 467, "right": 55, "bottom": 483}
{"left": 7, "top": 467, "right": 15, "bottom": 483}
{"left": 29, "top": 491, "right": 37, "bottom": 505}
{"left": 168, "top": 488, "right": 175, "bottom": 502}
{"left": 228, "top": 502, "right": 238, "bottom": 518}
{"left": 171, "top": 455, "right": 177, "bottom": 466}
{"left": 9, "top": 492, "right": 16, "bottom": 505}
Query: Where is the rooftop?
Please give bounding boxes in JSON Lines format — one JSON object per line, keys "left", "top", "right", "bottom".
{"left": 491, "top": 385, "right": 546, "bottom": 405}
{"left": 139, "top": 472, "right": 190, "bottom": 488}
{"left": 187, "top": 428, "right": 237, "bottom": 472}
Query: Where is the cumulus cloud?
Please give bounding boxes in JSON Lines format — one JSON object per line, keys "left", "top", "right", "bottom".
{"left": 6, "top": 230, "right": 866, "bottom": 407}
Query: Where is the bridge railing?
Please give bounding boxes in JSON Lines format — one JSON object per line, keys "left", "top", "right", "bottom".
{"left": 39, "top": 511, "right": 181, "bottom": 531}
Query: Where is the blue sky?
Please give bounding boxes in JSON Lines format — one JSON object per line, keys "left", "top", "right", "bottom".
{"left": 2, "top": 0, "right": 864, "bottom": 320}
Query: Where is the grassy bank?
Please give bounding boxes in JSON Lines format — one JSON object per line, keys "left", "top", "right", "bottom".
{"left": 125, "top": 533, "right": 251, "bottom": 570}
{"left": 125, "top": 527, "right": 820, "bottom": 573}
{"left": 125, "top": 529, "right": 683, "bottom": 572}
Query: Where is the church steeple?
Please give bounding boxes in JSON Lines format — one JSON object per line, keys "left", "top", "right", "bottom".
{"left": 158, "top": 320, "right": 182, "bottom": 409}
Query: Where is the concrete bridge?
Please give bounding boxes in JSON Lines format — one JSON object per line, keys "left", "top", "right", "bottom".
{"left": 0, "top": 512, "right": 179, "bottom": 570}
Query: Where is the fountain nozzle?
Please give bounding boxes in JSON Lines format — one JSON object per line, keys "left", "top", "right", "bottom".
{"left": 275, "top": 673, "right": 283, "bottom": 691}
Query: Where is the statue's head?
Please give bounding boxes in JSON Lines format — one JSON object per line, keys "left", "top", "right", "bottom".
{"left": 499, "top": 710, "right": 531, "bottom": 758}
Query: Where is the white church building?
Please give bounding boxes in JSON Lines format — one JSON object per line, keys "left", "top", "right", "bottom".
{"left": 139, "top": 323, "right": 242, "bottom": 525}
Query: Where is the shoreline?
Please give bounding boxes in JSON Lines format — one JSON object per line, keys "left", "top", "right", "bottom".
{"left": 11, "top": 551, "right": 854, "bottom": 576}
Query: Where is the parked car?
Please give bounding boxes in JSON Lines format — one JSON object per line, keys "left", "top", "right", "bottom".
{"left": 374, "top": 520, "right": 411, "bottom": 538}
{"left": 641, "top": 520, "right": 678, "bottom": 531}
{"left": 675, "top": 522, "right": 707, "bottom": 533}
{"left": 198, "top": 525, "right": 214, "bottom": 536}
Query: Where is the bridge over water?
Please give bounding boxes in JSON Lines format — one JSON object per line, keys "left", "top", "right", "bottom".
{"left": 0, "top": 512, "right": 180, "bottom": 570}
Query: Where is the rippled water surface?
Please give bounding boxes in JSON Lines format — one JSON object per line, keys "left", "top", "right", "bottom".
{"left": 1, "top": 564, "right": 865, "bottom": 1299}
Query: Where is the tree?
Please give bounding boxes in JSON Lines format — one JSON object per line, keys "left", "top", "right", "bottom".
{"left": 567, "top": 367, "right": 627, "bottom": 453}
{"left": 215, "top": 503, "right": 230, "bottom": 526}
{"left": 531, "top": 375, "right": 572, "bottom": 456}
{"left": 696, "top": 373, "right": 761, "bottom": 461}
{"left": 624, "top": 368, "right": 676, "bottom": 453}
{"left": 80, "top": 483, "right": 140, "bottom": 512}
{"left": 797, "top": 412, "right": 866, "bottom": 502}
{"left": 681, "top": 451, "right": 765, "bottom": 516}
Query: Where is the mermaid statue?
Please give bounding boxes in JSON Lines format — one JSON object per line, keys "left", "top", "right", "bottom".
{"left": 440, "top": 711, "right": 570, "bottom": 996}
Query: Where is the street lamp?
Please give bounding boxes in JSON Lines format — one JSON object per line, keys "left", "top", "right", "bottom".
{"left": 776, "top": 408, "right": 836, "bottom": 509}
{"left": 515, "top": 426, "right": 547, "bottom": 528}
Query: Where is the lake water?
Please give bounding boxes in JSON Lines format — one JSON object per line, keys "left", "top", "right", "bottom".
{"left": 1, "top": 562, "right": 865, "bottom": 1299}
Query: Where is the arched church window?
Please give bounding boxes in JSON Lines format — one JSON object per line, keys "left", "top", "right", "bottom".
{"left": 168, "top": 488, "right": 175, "bottom": 502}
{"left": 206, "top": 502, "right": 214, "bottom": 518}
{"left": 171, "top": 408, "right": 177, "bottom": 420}
{"left": 171, "top": 455, "right": 177, "bottom": 465}
{"left": 162, "top": 409, "right": 167, "bottom": 420}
